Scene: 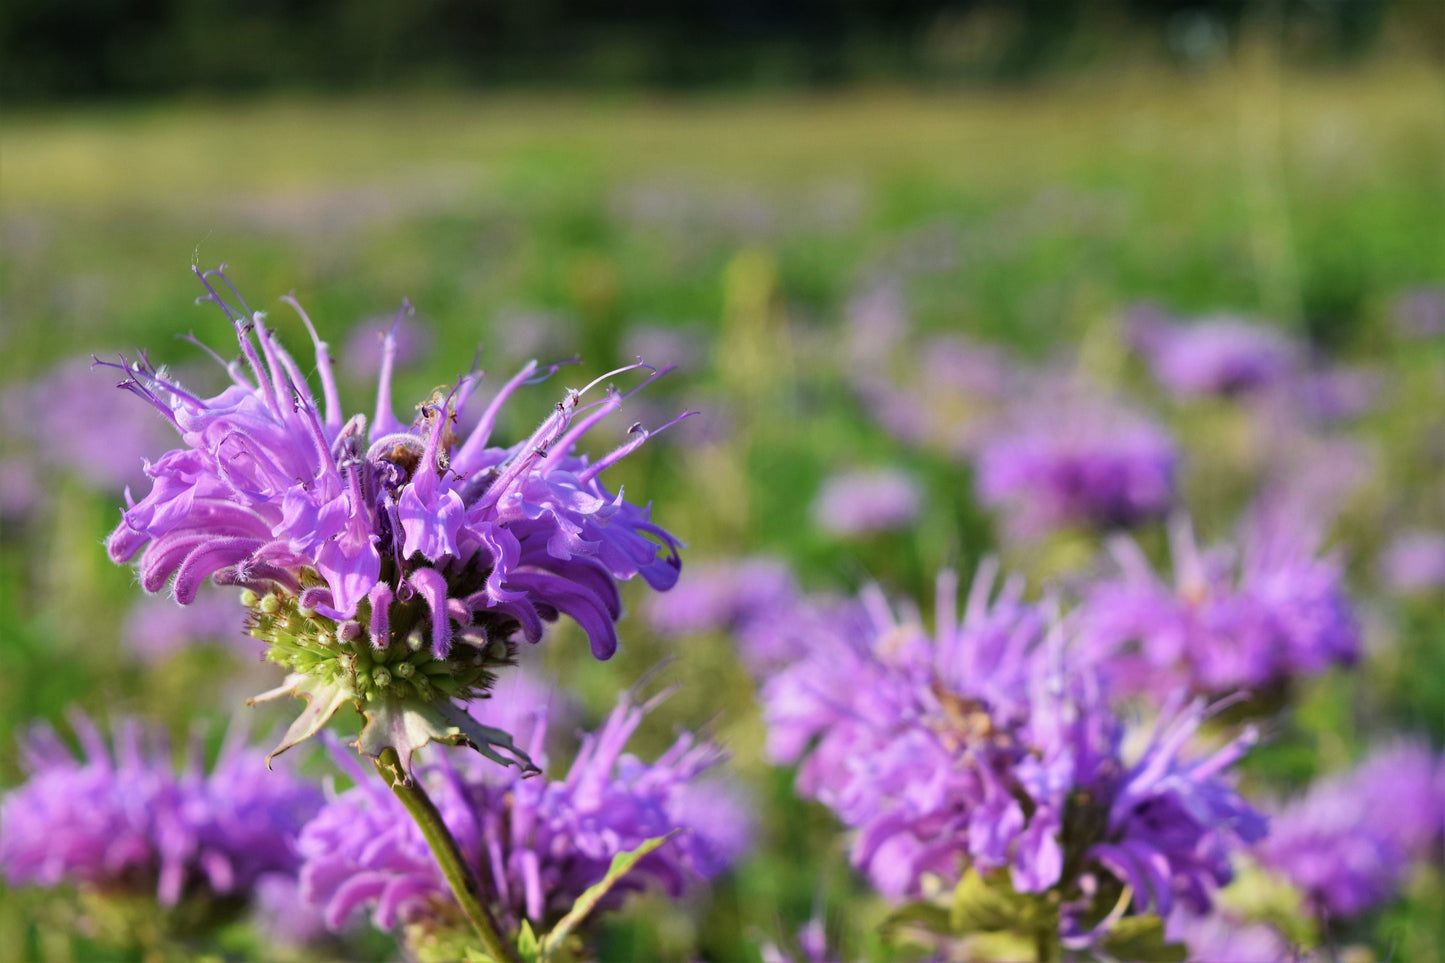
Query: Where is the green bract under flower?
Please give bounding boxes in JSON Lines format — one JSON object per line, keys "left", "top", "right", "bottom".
{"left": 243, "top": 587, "right": 533, "bottom": 774}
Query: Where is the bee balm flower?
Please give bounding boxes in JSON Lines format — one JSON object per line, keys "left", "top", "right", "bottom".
{"left": 102, "top": 268, "right": 683, "bottom": 772}
{"left": 298, "top": 691, "right": 748, "bottom": 937}
{"left": 0, "top": 712, "right": 322, "bottom": 912}
{"left": 760, "top": 566, "right": 1264, "bottom": 947}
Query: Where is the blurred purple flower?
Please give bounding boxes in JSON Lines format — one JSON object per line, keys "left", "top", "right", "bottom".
{"left": 737, "top": 592, "right": 873, "bottom": 677}
{"left": 254, "top": 874, "right": 333, "bottom": 947}
{"left": 0, "top": 459, "right": 42, "bottom": 518}
{"left": 1165, "top": 911, "right": 1301, "bottom": 963}
{"left": 299, "top": 691, "right": 748, "bottom": 934}
{"left": 843, "top": 283, "right": 909, "bottom": 370}
{"left": 854, "top": 335, "right": 1016, "bottom": 458}
{"left": 760, "top": 566, "right": 1263, "bottom": 940}
{"left": 1389, "top": 287, "right": 1445, "bottom": 340}
{"left": 1378, "top": 531, "right": 1445, "bottom": 595}
{"left": 644, "top": 556, "right": 798, "bottom": 638}
{"left": 1256, "top": 741, "right": 1443, "bottom": 919}
{"left": 1254, "top": 433, "right": 1378, "bottom": 532}
{"left": 122, "top": 586, "right": 251, "bottom": 662}
{"left": 811, "top": 468, "right": 922, "bottom": 537}
{"left": 100, "top": 268, "right": 683, "bottom": 771}
{"left": 1080, "top": 514, "right": 1359, "bottom": 701}
{"left": 1130, "top": 310, "right": 1299, "bottom": 398}
{"left": 0, "top": 711, "right": 322, "bottom": 908}
{"left": 340, "top": 314, "right": 433, "bottom": 377}
{"left": 643, "top": 556, "right": 877, "bottom": 675}
{"left": 975, "top": 395, "right": 1178, "bottom": 536}
{"left": 1, "top": 356, "right": 175, "bottom": 495}
{"left": 1287, "top": 365, "right": 1381, "bottom": 425}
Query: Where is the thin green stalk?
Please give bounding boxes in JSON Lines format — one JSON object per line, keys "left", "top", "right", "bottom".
{"left": 373, "top": 748, "right": 520, "bottom": 963}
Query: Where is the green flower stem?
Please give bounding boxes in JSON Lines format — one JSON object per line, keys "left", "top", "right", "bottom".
{"left": 373, "top": 748, "right": 521, "bottom": 963}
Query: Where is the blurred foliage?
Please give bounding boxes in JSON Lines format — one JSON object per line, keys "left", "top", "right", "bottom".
{"left": 3, "top": 0, "right": 1442, "bottom": 101}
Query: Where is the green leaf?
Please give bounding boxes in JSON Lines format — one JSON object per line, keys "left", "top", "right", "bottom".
{"left": 539, "top": 831, "right": 681, "bottom": 960}
{"left": 1093, "top": 915, "right": 1188, "bottom": 963}
{"left": 948, "top": 869, "right": 1062, "bottom": 961}
{"left": 515, "top": 920, "right": 541, "bottom": 963}
{"left": 951, "top": 869, "right": 1058, "bottom": 934}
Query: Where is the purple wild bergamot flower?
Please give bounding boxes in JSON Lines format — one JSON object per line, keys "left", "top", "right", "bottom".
{"left": 644, "top": 556, "right": 875, "bottom": 675}
{"left": 1128, "top": 309, "right": 1299, "bottom": 399}
{"left": 0, "top": 354, "right": 177, "bottom": 499}
{"left": 811, "top": 468, "right": 922, "bottom": 537}
{"left": 297, "top": 688, "right": 747, "bottom": 940}
{"left": 1164, "top": 910, "right": 1304, "bottom": 963}
{"left": 1080, "top": 513, "right": 1359, "bottom": 703}
{"left": 1255, "top": 740, "right": 1443, "bottom": 920}
{"left": 760, "top": 565, "right": 1264, "bottom": 946}
{"left": 100, "top": 267, "right": 683, "bottom": 773}
{"left": 0, "top": 711, "right": 322, "bottom": 915}
{"left": 974, "top": 391, "right": 1177, "bottom": 537}
{"left": 644, "top": 555, "right": 798, "bottom": 639}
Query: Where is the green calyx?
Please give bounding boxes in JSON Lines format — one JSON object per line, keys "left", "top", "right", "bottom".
{"left": 242, "top": 586, "right": 537, "bottom": 777}
{"left": 244, "top": 589, "right": 504, "bottom": 706}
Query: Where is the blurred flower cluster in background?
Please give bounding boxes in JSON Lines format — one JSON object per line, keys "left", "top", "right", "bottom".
{"left": 2, "top": 3, "right": 1445, "bottom": 960}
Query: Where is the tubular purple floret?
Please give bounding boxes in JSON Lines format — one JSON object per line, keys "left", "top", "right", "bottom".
{"left": 577, "top": 409, "right": 695, "bottom": 485}
{"left": 281, "top": 293, "right": 342, "bottom": 433}
{"left": 368, "top": 583, "right": 394, "bottom": 649}
{"left": 454, "top": 360, "right": 543, "bottom": 468}
{"left": 372, "top": 304, "right": 410, "bottom": 437}
{"left": 408, "top": 567, "right": 453, "bottom": 659}
{"left": 195, "top": 267, "right": 280, "bottom": 416}
{"left": 252, "top": 316, "right": 300, "bottom": 418}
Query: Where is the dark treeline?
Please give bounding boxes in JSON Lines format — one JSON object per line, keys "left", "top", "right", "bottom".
{"left": 1, "top": 0, "right": 1433, "bottom": 102}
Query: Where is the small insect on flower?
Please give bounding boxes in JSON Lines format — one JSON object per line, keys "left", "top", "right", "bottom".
{"left": 102, "top": 266, "right": 687, "bottom": 775}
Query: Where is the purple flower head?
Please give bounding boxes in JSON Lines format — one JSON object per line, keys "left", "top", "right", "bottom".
{"left": 254, "top": 874, "right": 333, "bottom": 947}
{"left": 737, "top": 591, "right": 874, "bottom": 677}
{"left": 100, "top": 268, "right": 684, "bottom": 774}
{"left": 853, "top": 334, "right": 1016, "bottom": 458}
{"left": 975, "top": 393, "right": 1178, "bottom": 537}
{"left": 298, "top": 688, "right": 748, "bottom": 937}
{"left": 811, "top": 468, "right": 922, "bottom": 537}
{"left": 1080, "top": 513, "right": 1359, "bottom": 701}
{"left": 843, "top": 282, "right": 910, "bottom": 370}
{"left": 1165, "top": 911, "right": 1301, "bottom": 963}
{"left": 1130, "top": 311, "right": 1299, "bottom": 398}
{"left": 0, "top": 711, "right": 322, "bottom": 912}
{"left": 1378, "top": 531, "right": 1445, "bottom": 596}
{"left": 759, "top": 566, "right": 1263, "bottom": 941}
{"left": 1286, "top": 365, "right": 1381, "bottom": 425}
{"left": 122, "top": 586, "right": 251, "bottom": 662}
{"left": 644, "top": 556, "right": 798, "bottom": 638}
{"left": 1, "top": 355, "right": 176, "bottom": 497}
{"left": 1256, "top": 740, "right": 1444, "bottom": 919}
